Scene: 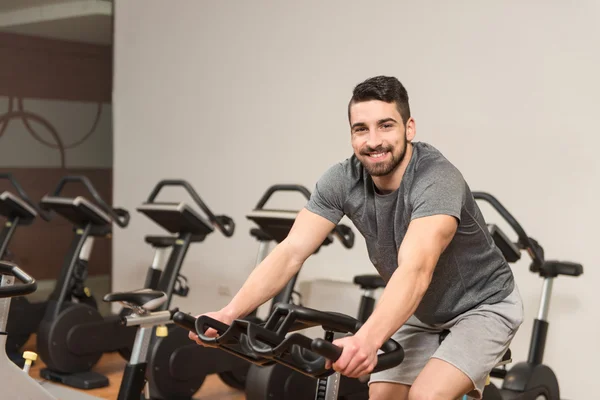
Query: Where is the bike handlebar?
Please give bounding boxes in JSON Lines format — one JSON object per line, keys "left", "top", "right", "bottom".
{"left": 48, "top": 175, "right": 130, "bottom": 227}
{"left": 254, "top": 184, "right": 312, "bottom": 210}
{"left": 0, "top": 261, "right": 37, "bottom": 298}
{"left": 173, "top": 303, "right": 404, "bottom": 379}
{"left": 0, "top": 173, "right": 52, "bottom": 221}
{"left": 472, "top": 191, "right": 544, "bottom": 269}
{"left": 146, "top": 180, "right": 235, "bottom": 237}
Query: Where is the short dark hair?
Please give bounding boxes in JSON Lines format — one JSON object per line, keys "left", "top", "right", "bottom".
{"left": 348, "top": 76, "right": 411, "bottom": 125}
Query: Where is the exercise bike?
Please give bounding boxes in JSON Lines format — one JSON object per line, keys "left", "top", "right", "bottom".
{"left": 173, "top": 302, "right": 405, "bottom": 400}
{"left": 468, "top": 192, "right": 583, "bottom": 400}
{"left": 243, "top": 190, "right": 533, "bottom": 400}
{"left": 6, "top": 175, "right": 124, "bottom": 370}
{"left": 0, "top": 260, "right": 105, "bottom": 400}
{"left": 142, "top": 183, "right": 358, "bottom": 399}
{"left": 0, "top": 173, "right": 53, "bottom": 364}
{"left": 36, "top": 178, "right": 235, "bottom": 390}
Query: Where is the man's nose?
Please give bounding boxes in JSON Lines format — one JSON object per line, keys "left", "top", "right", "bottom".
{"left": 366, "top": 130, "right": 383, "bottom": 149}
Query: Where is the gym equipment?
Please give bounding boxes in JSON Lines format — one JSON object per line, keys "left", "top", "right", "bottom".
{"left": 244, "top": 274, "right": 386, "bottom": 400}
{"left": 242, "top": 190, "right": 535, "bottom": 400}
{"left": 36, "top": 178, "right": 235, "bottom": 390}
{"left": 473, "top": 192, "right": 583, "bottom": 400}
{"left": 0, "top": 260, "right": 103, "bottom": 400}
{"left": 143, "top": 184, "right": 357, "bottom": 399}
{"left": 29, "top": 175, "right": 130, "bottom": 388}
{"left": 6, "top": 175, "right": 119, "bottom": 365}
{"left": 173, "top": 302, "right": 405, "bottom": 400}
{"left": 0, "top": 174, "right": 53, "bottom": 364}
{"left": 103, "top": 288, "right": 172, "bottom": 400}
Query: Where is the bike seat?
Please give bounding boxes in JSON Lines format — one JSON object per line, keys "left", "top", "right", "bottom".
{"left": 145, "top": 235, "right": 178, "bottom": 248}
{"left": 104, "top": 289, "right": 167, "bottom": 311}
{"left": 353, "top": 274, "right": 386, "bottom": 290}
{"left": 540, "top": 260, "right": 583, "bottom": 277}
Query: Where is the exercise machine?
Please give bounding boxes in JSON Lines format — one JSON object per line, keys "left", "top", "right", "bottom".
{"left": 29, "top": 175, "right": 130, "bottom": 388}
{"left": 470, "top": 192, "right": 583, "bottom": 400}
{"left": 0, "top": 174, "right": 53, "bottom": 364}
{"left": 142, "top": 184, "right": 357, "bottom": 399}
{"left": 36, "top": 178, "right": 235, "bottom": 390}
{"left": 243, "top": 189, "right": 534, "bottom": 400}
{"left": 103, "top": 287, "right": 172, "bottom": 400}
{"left": 239, "top": 184, "right": 385, "bottom": 400}
{"left": 173, "top": 302, "right": 405, "bottom": 400}
{"left": 244, "top": 274, "right": 386, "bottom": 400}
{"left": 0, "top": 260, "right": 104, "bottom": 400}
{"left": 5, "top": 175, "right": 118, "bottom": 365}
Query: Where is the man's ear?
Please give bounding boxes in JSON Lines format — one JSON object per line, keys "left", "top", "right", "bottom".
{"left": 405, "top": 117, "right": 416, "bottom": 141}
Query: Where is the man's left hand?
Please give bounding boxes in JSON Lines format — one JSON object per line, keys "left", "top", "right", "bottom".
{"left": 324, "top": 334, "right": 379, "bottom": 378}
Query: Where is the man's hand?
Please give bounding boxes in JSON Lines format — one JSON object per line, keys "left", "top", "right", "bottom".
{"left": 325, "top": 334, "right": 380, "bottom": 378}
{"left": 187, "top": 309, "right": 235, "bottom": 347}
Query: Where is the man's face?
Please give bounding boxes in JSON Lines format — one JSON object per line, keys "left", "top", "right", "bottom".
{"left": 350, "top": 100, "right": 409, "bottom": 177}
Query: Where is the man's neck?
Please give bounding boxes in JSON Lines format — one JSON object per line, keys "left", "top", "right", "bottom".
{"left": 372, "top": 142, "right": 414, "bottom": 195}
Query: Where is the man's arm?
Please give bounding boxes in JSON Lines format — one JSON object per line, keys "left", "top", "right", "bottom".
{"left": 330, "top": 214, "right": 457, "bottom": 377}
{"left": 356, "top": 214, "right": 457, "bottom": 346}
{"left": 220, "top": 208, "right": 337, "bottom": 320}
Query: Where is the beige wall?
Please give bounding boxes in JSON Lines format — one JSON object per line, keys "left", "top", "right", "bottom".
{"left": 113, "top": 1, "right": 599, "bottom": 398}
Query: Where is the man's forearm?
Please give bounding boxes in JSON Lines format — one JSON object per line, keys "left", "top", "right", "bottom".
{"left": 221, "top": 240, "right": 304, "bottom": 319}
{"left": 355, "top": 262, "right": 431, "bottom": 348}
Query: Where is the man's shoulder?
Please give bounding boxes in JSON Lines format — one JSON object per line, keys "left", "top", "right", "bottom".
{"left": 321, "top": 154, "right": 364, "bottom": 183}
{"left": 412, "top": 142, "right": 463, "bottom": 178}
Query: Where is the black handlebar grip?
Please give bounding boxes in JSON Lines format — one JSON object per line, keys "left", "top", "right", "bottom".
{"left": 334, "top": 224, "right": 355, "bottom": 249}
{"left": 214, "top": 215, "right": 235, "bottom": 237}
{"left": 254, "top": 184, "right": 312, "bottom": 210}
{"left": 371, "top": 341, "right": 405, "bottom": 373}
{"left": 113, "top": 207, "right": 131, "bottom": 227}
{"left": 0, "top": 261, "right": 38, "bottom": 298}
{"left": 311, "top": 338, "right": 343, "bottom": 361}
{"left": 472, "top": 191, "right": 543, "bottom": 267}
{"left": 311, "top": 337, "right": 404, "bottom": 374}
{"left": 172, "top": 311, "right": 197, "bottom": 332}
{"left": 195, "top": 315, "right": 231, "bottom": 344}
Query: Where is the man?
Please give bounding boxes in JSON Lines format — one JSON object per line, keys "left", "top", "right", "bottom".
{"left": 189, "top": 76, "right": 524, "bottom": 399}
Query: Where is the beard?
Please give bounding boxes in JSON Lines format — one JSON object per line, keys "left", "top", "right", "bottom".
{"left": 359, "top": 136, "right": 408, "bottom": 177}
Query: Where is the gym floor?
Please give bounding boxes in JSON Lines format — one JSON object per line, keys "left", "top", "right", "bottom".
{"left": 25, "top": 335, "right": 245, "bottom": 399}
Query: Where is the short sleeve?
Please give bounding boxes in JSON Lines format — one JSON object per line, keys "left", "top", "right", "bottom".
{"left": 305, "top": 163, "right": 347, "bottom": 224}
{"left": 410, "top": 160, "right": 466, "bottom": 222}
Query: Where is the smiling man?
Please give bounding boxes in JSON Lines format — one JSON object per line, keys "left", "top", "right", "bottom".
{"left": 190, "top": 76, "right": 524, "bottom": 399}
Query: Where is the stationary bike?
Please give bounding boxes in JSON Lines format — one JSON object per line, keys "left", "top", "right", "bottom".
{"left": 221, "top": 183, "right": 384, "bottom": 400}
{"left": 0, "top": 173, "right": 53, "bottom": 364}
{"left": 173, "top": 302, "right": 405, "bottom": 400}
{"left": 5, "top": 175, "right": 121, "bottom": 370}
{"left": 37, "top": 178, "right": 235, "bottom": 390}
{"left": 143, "top": 183, "right": 358, "bottom": 399}
{"left": 473, "top": 192, "right": 583, "bottom": 400}
{"left": 0, "top": 260, "right": 105, "bottom": 400}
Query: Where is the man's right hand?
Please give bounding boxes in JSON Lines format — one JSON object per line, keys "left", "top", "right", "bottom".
{"left": 187, "top": 309, "right": 235, "bottom": 346}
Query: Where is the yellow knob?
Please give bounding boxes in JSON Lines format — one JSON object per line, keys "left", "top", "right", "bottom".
{"left": 156, "top": 326, "right": 168, "bottom": 337}
{"left": 23, "top": 351, "right": 38, "bottom": 362}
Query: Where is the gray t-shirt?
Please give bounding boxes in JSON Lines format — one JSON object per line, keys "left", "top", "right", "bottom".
{"left": 306, "top": 141, "right": 514, "bottom": 325}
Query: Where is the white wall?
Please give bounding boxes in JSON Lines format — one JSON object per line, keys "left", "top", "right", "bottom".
{"left": 113, "top": 1, "right": 599, "bottom": 398}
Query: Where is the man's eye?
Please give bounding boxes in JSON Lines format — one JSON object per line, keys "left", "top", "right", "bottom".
{"left": 382, "top": 124, "right": 392, "bottom": 129}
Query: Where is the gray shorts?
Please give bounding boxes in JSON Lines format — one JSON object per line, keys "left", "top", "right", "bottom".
{"left": 369, "top": 285, "right": 524, "bottom": 399}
